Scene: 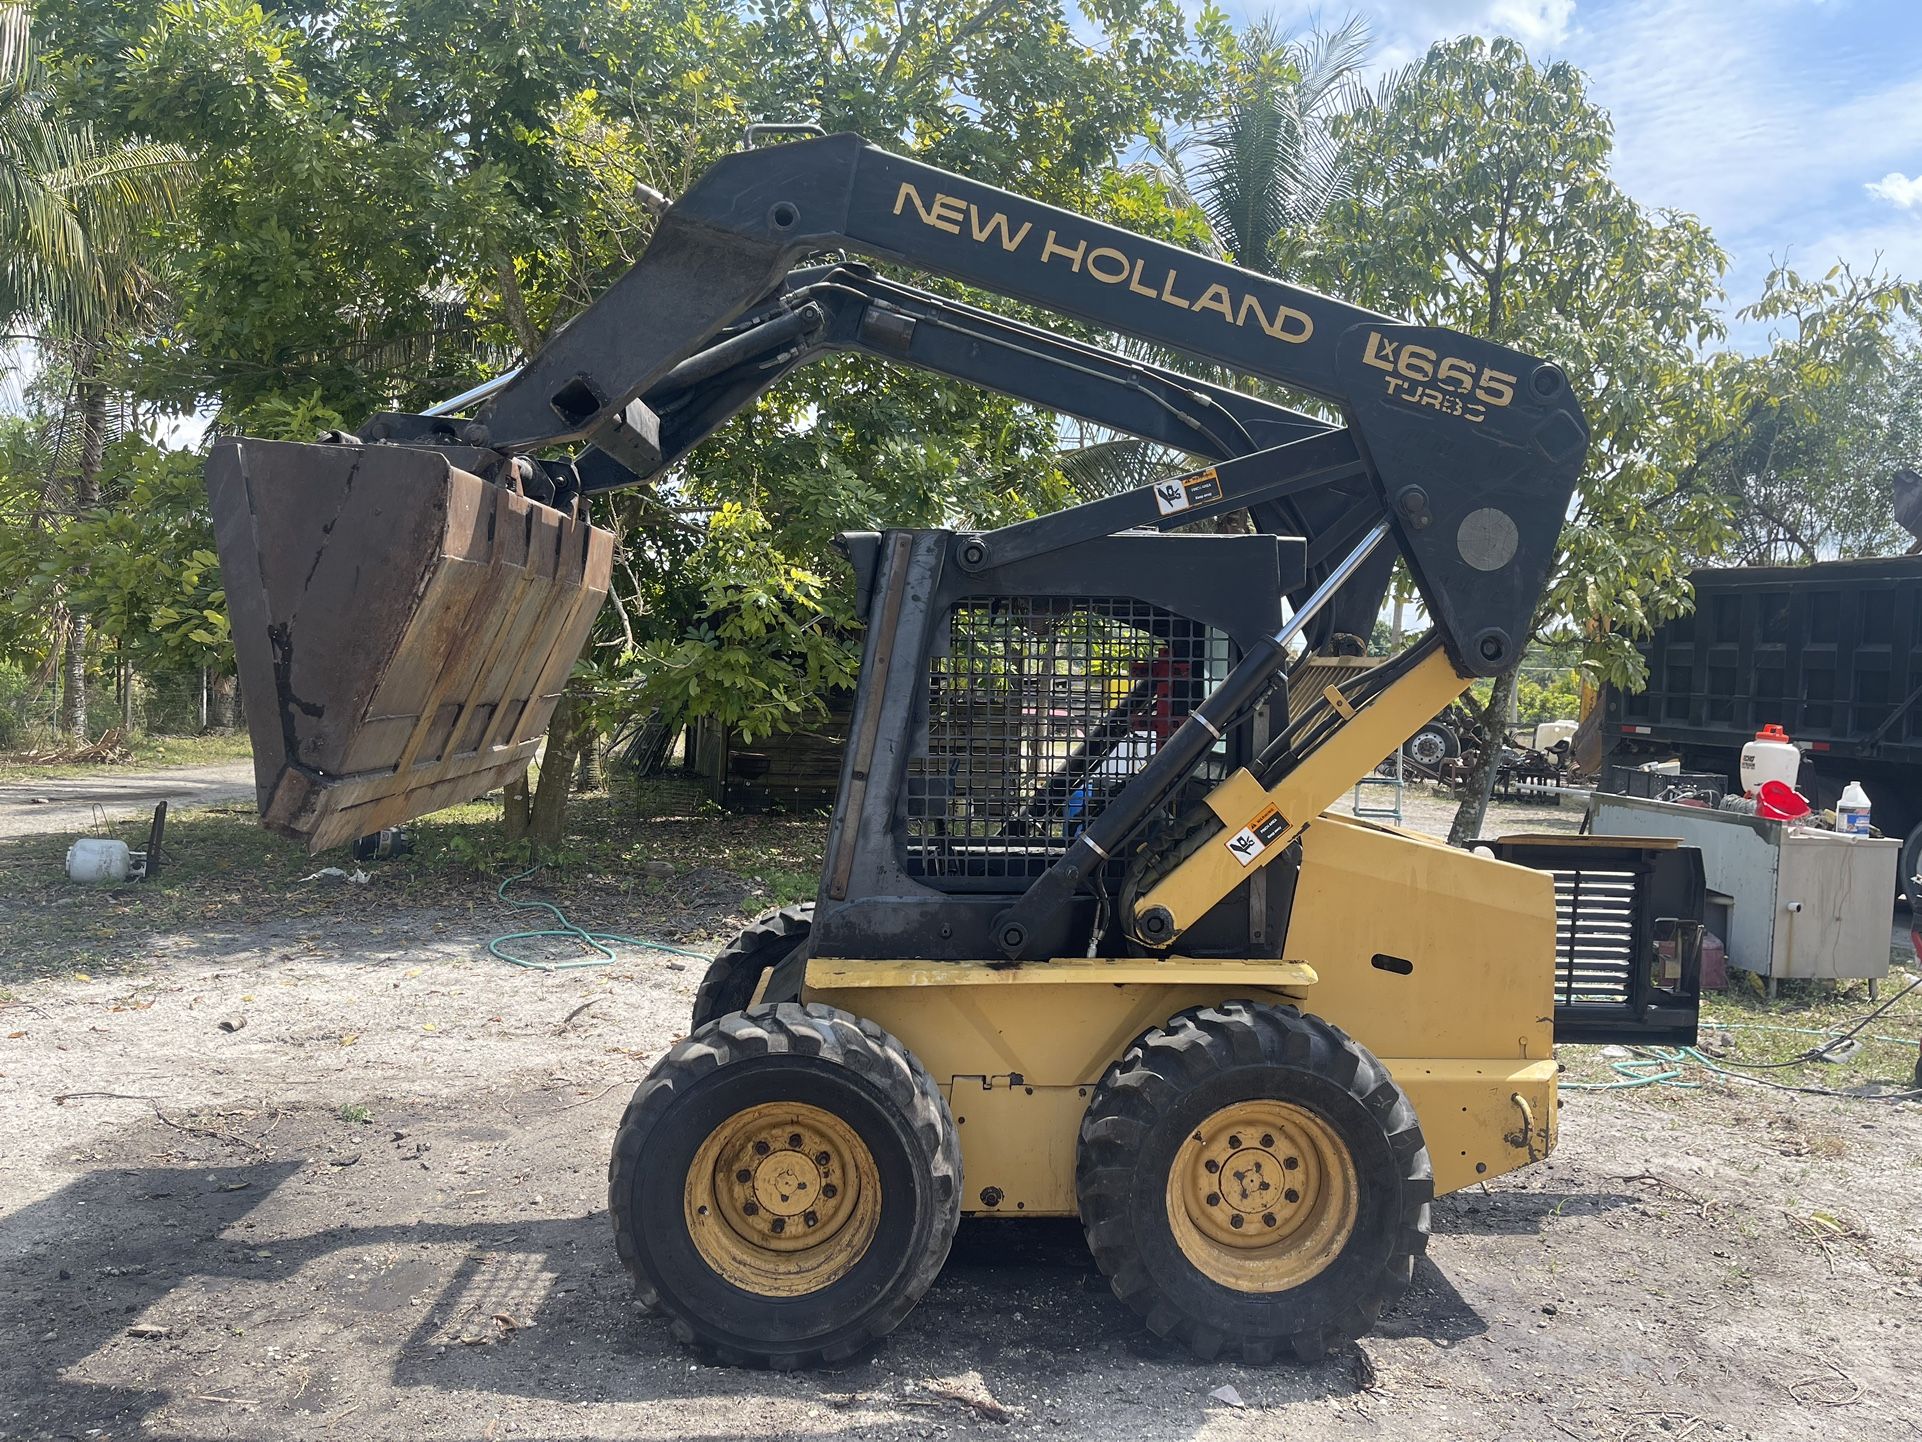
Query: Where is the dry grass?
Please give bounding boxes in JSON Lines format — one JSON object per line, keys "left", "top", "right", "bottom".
{"left": 0, "top": 774, "right": 825, "bottom": 986}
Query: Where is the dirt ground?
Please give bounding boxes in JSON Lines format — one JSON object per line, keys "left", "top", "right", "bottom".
{"left": 3, "top": 778, "right": 1919, "bottom": 1442}
{"left": 0, "top": 760, "right": 255, "bottom": 841}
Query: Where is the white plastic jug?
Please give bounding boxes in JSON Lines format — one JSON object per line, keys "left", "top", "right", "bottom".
{"left": 1836, "top": 780, "right": 1872, "bottom": 835}
{"left": 1740, "top": 724, "right": 1800, "bottom": 795}
{"left": 66, "top": 837, "right": 132, "bottom": 882}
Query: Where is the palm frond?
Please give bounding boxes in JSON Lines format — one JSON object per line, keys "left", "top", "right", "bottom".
{"left": 1056, "top": 437, "right": 1191, "bottom": 500}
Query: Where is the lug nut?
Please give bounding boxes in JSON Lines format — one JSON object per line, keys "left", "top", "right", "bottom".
{"left": 753, "top": 1140, "right": 770, "bottom": 1156}
{"left": 1283, "top": 1156, "right": 1299, "bottom": 1170}
{"left": 821, "top": 1183, "right": 838, "bottom": 1199}
{"left": 1230, "top": 1214, "right": 1244, "bottom": 1229}
{"left": 815, "top": 1151, "right": 831, "bottom": 1166}
{"left": 1263, "top": 1213, "right": 1276, "bottom": 1228}
{"left": 735, "top": 1168, "right": 752, "bottom": 1183}
{"left": 1204, "top": 1159, "right": 1220, "bottom": 1174}
{"left": 1228, "top": 1134, "right": 1242, "bottom": 1149}
{"left": 1205, "top": 1192, "right": 1221, "bottom": 1207}
{"left": 788, "top": 1133, "right": 802, "bottom": 1148}
{"left": 742, "top": 1200, "right": 759, "bottom": 1216}
{"left": 803, "top": 1210, "right": 819, "bottom": 1228}
{"left": 770, "top": 1217, "right": 786, "bottom": 1234}
{"left": 1284, "top": 1188, "right": 1300, "bottom": 1204}
{"left": 1261, "top": 1133, "right": 1274, "bottom": 1148}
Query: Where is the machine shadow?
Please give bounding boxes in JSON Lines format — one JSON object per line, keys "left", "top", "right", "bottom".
{"left": 1430, "top": 1185, "right": 1641, "bottom": 1236}
{"left": 5, "top": 1153, "right": 1496, "bottom": 1436}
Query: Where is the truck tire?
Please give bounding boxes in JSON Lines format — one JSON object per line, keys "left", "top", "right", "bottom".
{"left": 1076, "top": 1001, "right": 1431, "bottom": 1363}
{"left": 608, "top": 1003, "right": 960, "bottom": 1368}
{"left": 691, "top": 904, "right": 813, "bottom": 1030}
{"left": 1405, "top": 723, "right": 1458, "bottom": 769}
{"left": 1903, "top": 824, "right": 1922, "bottom": 912}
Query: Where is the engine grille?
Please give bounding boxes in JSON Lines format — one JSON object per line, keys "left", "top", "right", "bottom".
{"left": 1548, "top": 864, "right": 1637, "bottom": 1006}
{"left": 902, "top": 598, "right": 1232, "bottom": 882}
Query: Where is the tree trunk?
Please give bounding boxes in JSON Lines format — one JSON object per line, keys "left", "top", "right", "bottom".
{"left": 529, "top": 692, "right": 584, "bottom": 844}
{"left": 501, "top": 773, "right": 531, "bottom": 842}
{"left": 1446, "top": 664, "right": 1522, "bottom": 846}
{"left": 576, "top": 728, "right": 603, "bottom": 791}
{"left": 58, "top": 352, "right": 108, "bottom": 740}
{"left": 59, "top": 617, "right": 87, "bottom": 740}
{"left": 209, "top": 672, "right": 237, "bottom": 729}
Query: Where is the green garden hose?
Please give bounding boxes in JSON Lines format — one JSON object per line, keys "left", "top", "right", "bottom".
{"left": 486, "top": 865, "right": 712, "bottom": 972}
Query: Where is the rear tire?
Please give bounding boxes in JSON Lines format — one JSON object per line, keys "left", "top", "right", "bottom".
{"left": 1901, "top": 823, "right": 1922, "bottom": 911}
{"left": 608, "top": 1002, "right": 960, "bottom": 1368}
{"left": 1076, "top": 1001, "right": 1430, "bottom": 1363}
{"left": 691, "top": 904, "right": 813, "bottom": 1030}
{"left": 1405, "top": 723, "right": 1459, "bottom": 769}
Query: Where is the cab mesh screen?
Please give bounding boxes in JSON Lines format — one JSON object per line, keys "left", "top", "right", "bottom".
{"left": 901, "top": 598, "right": 1232, "bottom": 882}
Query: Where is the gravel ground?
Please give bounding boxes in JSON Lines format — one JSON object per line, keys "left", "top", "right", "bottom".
{"left": 3, "top": 784, "right": 1918, "bottom": 1442}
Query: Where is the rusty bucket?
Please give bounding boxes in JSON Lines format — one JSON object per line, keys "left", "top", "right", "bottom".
{"left": 206, "top": 438, "right": 613, "bottom": 853}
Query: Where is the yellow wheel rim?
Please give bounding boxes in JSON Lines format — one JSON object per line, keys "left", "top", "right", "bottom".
{"left": 1165, "top": 1100, "right": 1358, "bottom": 1293}
{"left": 685, "top": 1101, "right": 882, "bottom": 1296}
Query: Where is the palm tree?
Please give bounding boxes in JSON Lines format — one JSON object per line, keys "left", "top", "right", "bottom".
{"left": 1171, "top": 13, "right": 1385, "bottom": 277}
{"left": 2, "top": 1, "right": 192, "bottom": 737}
{"left": 1052, "top": 17, "right": 1390, "bottom": 501}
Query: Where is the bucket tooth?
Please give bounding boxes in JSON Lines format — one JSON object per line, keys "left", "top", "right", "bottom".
{"left": 206, "top": 437, "right": 613, "bottom": 853}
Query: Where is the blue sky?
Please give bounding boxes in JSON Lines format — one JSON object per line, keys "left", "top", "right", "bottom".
{"left": 1253, "top": 0, "right": 1922, "bottom": 348}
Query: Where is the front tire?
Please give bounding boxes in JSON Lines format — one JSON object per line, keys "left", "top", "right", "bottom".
{"left": 608, "top": 1003, "right": 960, "bottom": 1368}
{"left": 1076, "top": 1001, "right": 1430, "bottom": 1363}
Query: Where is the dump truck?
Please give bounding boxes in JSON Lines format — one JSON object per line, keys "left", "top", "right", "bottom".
{"left": 206, "top": 132, "right": 1702, "bottom": 1368}
{"left": 1606, "top": 553, "right": 1922, "bottom": 902}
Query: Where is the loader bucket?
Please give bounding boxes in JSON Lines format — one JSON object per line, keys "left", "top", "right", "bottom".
{"left": 206, "top": 437, "right": 614, "bottom": 854}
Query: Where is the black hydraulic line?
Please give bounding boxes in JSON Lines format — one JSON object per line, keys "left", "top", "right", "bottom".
{"left": 649, "top": 302, "right": 826, "bottom": 395}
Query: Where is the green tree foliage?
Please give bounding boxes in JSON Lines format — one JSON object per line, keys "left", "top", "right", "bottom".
{"left": 1308, "top": 36, "right": 1731, "bottom": 839}
{"left": 1687, "top": 264, "right": 1920, "bottom": 563}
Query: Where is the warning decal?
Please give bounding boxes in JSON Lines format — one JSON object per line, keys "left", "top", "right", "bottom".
{"left": 1151, "top": 468, "right": 1223, "bottom": 517}
{"left": 1224, "top": 803, "right": 1286, "bottom": 867}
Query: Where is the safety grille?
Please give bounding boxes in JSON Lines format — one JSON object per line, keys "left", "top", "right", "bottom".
{"left": 902, "top": 598, "right": 1233, "bottom": 882}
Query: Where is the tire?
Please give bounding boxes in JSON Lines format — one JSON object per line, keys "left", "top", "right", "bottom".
{"left": 608, "top": 1002, "right": 960, "bottom": 1368}
{"left": 1076, "top": 1001, "right": 1430, "bottom": 1364}
{"left": 1404, "top": 723, "right": 1458, "bottom": 769}
{"left": 691, "top": 904, "right": 813, "bottom": 1030}
{"left": 1900, "top": 823, "right": 1922, "bottom": 912}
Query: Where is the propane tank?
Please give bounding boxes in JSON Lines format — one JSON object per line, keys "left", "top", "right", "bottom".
{"left": 66, "top": 837, "right": 132, "bottom": 882}
{"left": 1836, "top": 780, "right": 1872, "bottom": 835}
{"left": 1740, "top": 723, "right": 1800, "bottom": 796}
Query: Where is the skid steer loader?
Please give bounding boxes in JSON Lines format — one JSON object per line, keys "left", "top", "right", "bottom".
{"left": 207, "top": 132, "right": 1704, "bottom": 1367}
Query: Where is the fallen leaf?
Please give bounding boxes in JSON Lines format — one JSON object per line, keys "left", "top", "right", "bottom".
{"left": 421, "top": 1022, "right": 438, "bottom": 1033}
{"left": 339, "top": 1034, "right": 359, "bottom": 1047}
{"left": 74, "top": 972, "right": 91, "bottom": 982}
{"left": 1208, "top": 1385, "right": 1246, "bottom": 1409}
{"left": 6, "top": 1032, "right": 25, "bottom": 1040}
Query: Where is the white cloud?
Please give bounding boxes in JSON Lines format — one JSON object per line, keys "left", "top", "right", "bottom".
{"left": 1867, "top": 172, "right": 1922, "bottom": 209}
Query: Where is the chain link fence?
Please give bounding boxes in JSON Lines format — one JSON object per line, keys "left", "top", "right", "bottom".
{"left": 0, "top": 664, "right": 244, "bottom": 752}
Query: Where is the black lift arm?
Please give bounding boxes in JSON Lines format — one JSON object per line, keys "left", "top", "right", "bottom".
{"left": 364, "top": 132, "right": 1586, "bottom": 681}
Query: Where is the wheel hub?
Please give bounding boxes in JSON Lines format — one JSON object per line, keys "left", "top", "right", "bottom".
{"left": 1166, "top": 1099, "right": 1359, "bottom": 1292}
{"left": 686, "top": 1102, "right": 880, "bottom": 1293}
